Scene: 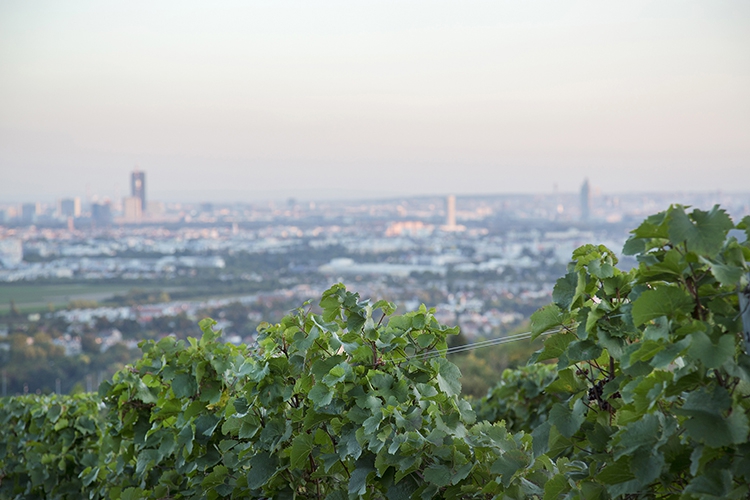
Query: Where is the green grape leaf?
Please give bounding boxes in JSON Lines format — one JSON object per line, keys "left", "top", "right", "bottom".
{"left": 567, "top": 339, "right": 602, "bottom": 362}
{"left": 631, "top": 286, "right": 694, "bottom": 326}
{"left": 121, "top": 488, "right": 146, "bottom": 500}
{"left": 546, "top": 368, "right": 582, "bottom": 394}
{"left": 134, "top": 378, "right": 158, "bottom": 404}
{"left": 543, "top": 474, "right": 569, "bottom": 500}
{"left": 737, "top": 215, "right": 750, "bottom": 242}
{"left": 435, "top": 358, "right": 462, "bottom": 397}
{"left": 416, "top": 333, "right": 435, "bottom": 348}
{"left": 643, "top": 316, "right": 669, "bottom": 341}
{"left": 630, "top": 451, "right": 664, "bottom": 487}
{"left": 386, "top": 475, "right": 418, "bottom": 500}
{"left": 202, "top": 465, "right": 228, "bottom": 488}
{"left": 172, "top": 372, "right": 197, "bottom": 399}
{"left": 622, "top": 237, "right": 645, "bottom": 256}
{"left": 135, "top": 449, "right": 160, "bottom": 477}
{"left": 629, "top": 340, "right": 665, "bottom": 365}
{"left": 320, "top": 285, "right": 344, "bottom": 322}
{"left": 536, "top": 333, "right": 575, "bottom": 362}
{"left": 308, "top": 383, "right": 334, "bottom": 408}
{"left": 373, "top": 299, "right": 396, "bottom": 316}
{"left": 667, "top": 205, "right": 733, "bottom": 257}
{"left": 651, "top": 337, "right": 691, "bottom": 369}
{"left": 684, "top": 469, "right": 733, "bottom": 498}
{"left": 705, "top": 260, "right": 744, "bottom": 287}
{"left": 490, "top": 450, "right": 529, "bottom": 487}
{"left": 597, "top": 456, "right": 634, "bottom": 485}
{"left": 290, "top": 433, "right": 315, "bottom": 470}
{"left": 688, "top": 331, "right": 735, "bottom": 369}
{"left": 48, "top": 404, "right": 62, "bottom": 423}
{"left": 553, "top": 272, "right": 578, "bottom": 310}
{"left": 233, "top": 397, "right": 249, "bottom": 415}
{"left": 349, "top": 457, "right": 375, "bottom": 496}
{"left": 676, "top": 386, "right": 749, "bottom": 447}
{"left": 322, "top": 364, "right": 347, "bottom": 387}
{"left": 177, "top": 423, "right": 195, "bottom": 454}
{"left": 631, "top": 210, "right": 669, "bottom": 239}
{"left": 195, "top": 413, "right": 221, "bottom": 439}
{"left": 423, "top": 464, "right": 452, "bottom": 487}
{"left": 530, "top": 304, "right": 564, "bottom": 339}
{"left": 412, "top": 313, "right": 426, "bottom": 329}
{"left": 346, "top": 311, "right": 366, "bottom": 333}
{"left": 362, "top": 414, "right": 382, "bottom": 435}
{"left": 324, "top": 492, "right": 348, "bottom": 500}
{"left": 613, "top": 413, "right": 660, "bottom": 459}
{"left": 247, "top": 452, "right": 278, "bottom": 489}
{"left": 549, "top": 398, "right": 585, "bottom": 438}
{"left": 451, "top": 462, "right": 473, "bottom": 485}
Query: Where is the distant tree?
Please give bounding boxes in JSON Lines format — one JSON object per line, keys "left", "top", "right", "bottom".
{"left": 81, "top": 334, "right": 100, "bottom": 354}
{"left": 9, "top": 299, "right": 20, "bottom": 318}
{"left": 68, "top": 299, "right": 98, "bottom": 309}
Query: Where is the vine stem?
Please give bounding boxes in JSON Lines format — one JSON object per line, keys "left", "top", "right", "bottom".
{"left": 714, "top": 369, "right": 726, "bottom": 388}
{"left": 683, "top": 248, "right": 707, "bottom": 321}
{"left": 314, "top": 340, "right": 332, "bottom": 357}
{"left": 377, "top": 313, "right": 387, "bottom": 327}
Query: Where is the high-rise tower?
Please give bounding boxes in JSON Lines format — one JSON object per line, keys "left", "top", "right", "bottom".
{"left": 59, "top": 198, "right": 81, "bottom": 218}
{"left": 91, "top": 202, "right": 112, "bottom": 227}
{"left": 131, "top": 170, "right": 146, "bottom": 214}
{"left": 446, "top": 195, "right": 456, "bottom": 228}
{"left": 580, "top": 178, "right": 591, "bottom": 221}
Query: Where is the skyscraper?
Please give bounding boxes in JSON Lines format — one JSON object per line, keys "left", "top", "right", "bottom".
{"left": 446, "top": 195, "right": 456, "bottom": 228}
{"left": 59, "top": 198, "right": 81, "bottom": 218}
{"left": 21, "top": 203, "right": 40, "bottom": 224}
{"left": 91, "top": 202, "right": 112, "bottom": 227}
{"left": 123, "top": 196, "right": 142, "bottom": 221}
{"left": 131, "top": 170, "right": 146, "bottom": 214}
{"left": 580, "top": 178, "right": 591, "bottom": 221}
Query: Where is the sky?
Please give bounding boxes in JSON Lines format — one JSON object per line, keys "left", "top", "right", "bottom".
{"left": 1, "top": 0, "right": 749, "bottom": 203}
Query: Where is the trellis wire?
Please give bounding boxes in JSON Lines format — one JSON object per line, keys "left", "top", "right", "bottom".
{"left": 390, "top": 327, "right": 565, "bottom": 363}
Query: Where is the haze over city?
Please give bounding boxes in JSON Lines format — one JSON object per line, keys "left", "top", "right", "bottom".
{"left": 2, "top": 0, "right": 749, "bottom": 203}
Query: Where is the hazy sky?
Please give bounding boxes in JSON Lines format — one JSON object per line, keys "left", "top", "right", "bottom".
{"left": 1, "top": 1, "right": 749, "bottom": 203}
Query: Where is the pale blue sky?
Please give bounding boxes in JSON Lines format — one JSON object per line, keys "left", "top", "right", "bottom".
{"left": 1, "top": 1, "right": 749, "bottom": 202}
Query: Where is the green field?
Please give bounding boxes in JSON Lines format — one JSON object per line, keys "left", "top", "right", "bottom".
{"left": 0, "top": 284, "right": 163, "bottom": 314}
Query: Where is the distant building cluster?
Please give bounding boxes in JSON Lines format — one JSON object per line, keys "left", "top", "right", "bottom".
{"left": 0, "top": 169, "right": 154, "bottom": 229}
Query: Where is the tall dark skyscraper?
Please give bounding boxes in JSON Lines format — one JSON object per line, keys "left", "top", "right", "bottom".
{"left": 131, "top": 170, "right": 146, "bottom": 213}
{"left": 580, "top": 178, "right": 591, "bottom": 221}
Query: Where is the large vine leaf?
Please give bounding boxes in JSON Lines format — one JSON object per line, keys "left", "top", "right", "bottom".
{"left": 667, "top": 205, "right": 733, "bottom": 257}
{"left": 290, "top": 433, "right": 315, "bottom": 470}
{"left": 675, "top": 386, "right": 749, "bottom": 448}
{"left": 435, "top": 358, "right": 462, "bottom": 397}
{"left": 548, "top": 398, "right": 586, "bottom": 438}
{"left": 631, "top": 286, "right": 694, "bottom": 326}
{"left": 530, "top": 304, "right": 564, "bottom": 339}
{"left": 247, "top": 452, "right": 278, "bottom": 489}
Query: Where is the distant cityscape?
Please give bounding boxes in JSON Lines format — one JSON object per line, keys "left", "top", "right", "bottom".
{"left": 1, "top": 170, "right": 749, "bottom": 394}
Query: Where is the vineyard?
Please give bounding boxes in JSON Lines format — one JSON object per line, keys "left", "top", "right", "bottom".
{"left": 1, "top": 205, "right": 749, "bottom": 499}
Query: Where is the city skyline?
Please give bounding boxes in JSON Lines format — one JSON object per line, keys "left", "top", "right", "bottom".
{"left": 2, "top": 176, "right": 748, "bottom": 230}
{"left": 2, "top": 1, "right": 749, "bottom": 202}
{"left": 1, "top": 168, "right": 749, "bottom": 207}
